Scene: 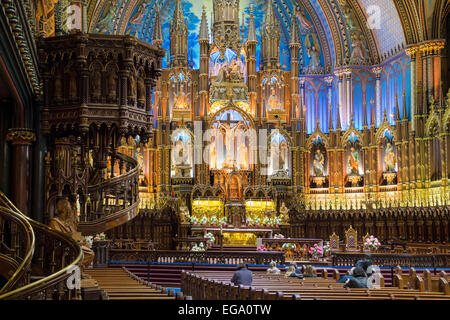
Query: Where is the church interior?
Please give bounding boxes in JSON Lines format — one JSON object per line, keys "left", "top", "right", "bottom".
{"left": 0, "top": 0, "right": 450, "bottom": 302}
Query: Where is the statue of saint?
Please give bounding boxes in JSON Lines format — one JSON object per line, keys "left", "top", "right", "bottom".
{"left": 384, "top": 142, "right": 396, "bottom": 172}
{"left": 238, "top": 140, "right": 248, "bottom": 170}
{"left": 173, "top": 86, "right": 189, "bottom": 109}
{"left": 54, "top": 74, "right": 62, "bottom": 100}
{"left": 350, "top": 34, "right": 367, "bottom": 64}
{"left": 92, "top": 70, "right": 101, "bottom": 99}
{"left": 49, "top": 199, "right": 95, "bottom": 278}
{"left": 267, "top": 87, "right": 281, "bottom": 110}
{"left": 69, "top": 71, "right": 77, "bottom": 98}
{"left": 347, "top": 147, "right": 360, "bottom": 175}
{"left": 108, "top": 71, "right": 117, "bottom": 98}
{"left": 305, "top": 34, "right": 321, "bottom": 71}
{"left": 128, "top": 76, "right": 136, "bottom": 99}
{"left": 295, "top": 7, "right": 313, "bottom": 29}
{"left": 173, "top": 137, "right": 188, "bottom": 166}
{"left": 279, "top": 202, "right": 289, "bottom": 224}
{"left": 137, "top": 77, "right": 146, "bottom": 102}
{"left": 313, "top": 149, "right": 325, "bottom": 176}
{"left": 227, "top": 60, "right": 243, "bottom": 81}
{"left": 209, "top": 137, "right": 217, "bottom": 169}
{"left": 179, "top": 203, "right": 190, "bottom": 223}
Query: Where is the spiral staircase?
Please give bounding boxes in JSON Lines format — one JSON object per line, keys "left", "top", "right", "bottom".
{"left": 0, "top": 192, "right": 82, "bottom": 300}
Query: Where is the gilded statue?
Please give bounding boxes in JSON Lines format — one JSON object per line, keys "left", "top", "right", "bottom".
{"left": 179, "top": 202, "right": 190, "bottom": 223}
{"left": 49, "top": 199, "right": 95, "bottom": 279}
{"left": 313, "top": 149, "right": 325, "bottom": 176}
{"left": 279, "top": 201, "right": 289, "bottom": 224}
{"left": 267, "top": 87, "right": 281, "bottom": 110}
{"left": 384, "top": 142, "right": 396, "bottom": 172}
{"left": 348, "top": 147, "right": 360, "bottom": 175}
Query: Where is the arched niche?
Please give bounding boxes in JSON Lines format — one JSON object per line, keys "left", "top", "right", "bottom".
{"left": 170, "top": 128, "right": 194, "bottom": 178}
{"left": 268, "top": 129, "right": 291, "bottom": 179}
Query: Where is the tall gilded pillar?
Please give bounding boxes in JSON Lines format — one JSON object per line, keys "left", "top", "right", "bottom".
{"left": 6, "top": 128, "right": 36, "bottom": 215}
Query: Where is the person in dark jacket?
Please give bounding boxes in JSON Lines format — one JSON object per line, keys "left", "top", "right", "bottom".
{"left": 355, "top": 254, "right": 373, "bottom": 275}
{"left": 231, "top": 263, "right": 253, "bottom": 286}
{"left": 343, "top": 266, "right": 368, "bottom": 288}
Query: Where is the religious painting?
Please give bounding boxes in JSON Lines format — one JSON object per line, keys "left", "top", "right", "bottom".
{"left": 268, "top": 130, "right": 290, "bottom": 178}
{"left": 94, "top": 0, "right": 121, "bottom": 34}
{"left": 171, "top": 129, "right": 193, "bottom": 178}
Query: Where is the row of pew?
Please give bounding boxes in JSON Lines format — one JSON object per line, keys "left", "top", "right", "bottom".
{"left": 181, "top": 268, "right": 450, "bottom": 300}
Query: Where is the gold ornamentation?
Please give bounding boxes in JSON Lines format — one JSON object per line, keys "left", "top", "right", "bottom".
{"left": 6, "top": 128, "right": 36, "bottom": 145}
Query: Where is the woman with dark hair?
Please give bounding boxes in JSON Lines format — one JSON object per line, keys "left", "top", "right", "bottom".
{"left": 343, "top": 267, "right": 368, "bottom": 288}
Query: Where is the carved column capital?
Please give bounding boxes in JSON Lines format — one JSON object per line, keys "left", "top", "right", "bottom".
{"left": 6, "top": 128, "right": 36, "bottom": 145}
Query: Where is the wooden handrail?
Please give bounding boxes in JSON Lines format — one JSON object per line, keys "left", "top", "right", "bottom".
{"left": 0, "top": 192, "right": 82, "bottom": 300}
{"left": 0, "top": 206, "right": 35, "bottom": 294}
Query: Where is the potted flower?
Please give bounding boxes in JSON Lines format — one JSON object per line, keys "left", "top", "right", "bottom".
{"left": 210, "top": 216, "right": 218, "bottom": 227}
{"left": 282, "top": 243, "right": 296, "bottom": 258}
{"left": 246, "top": 217, "right": 254, "bottom": 227}
{"left": 273, "top": 234, "right": 285, "bottom": 239}
{"left": 364, "top": 235, "right": 381, "bottom": 252}
{"left": 263, "top": 217, "right": 271, "bottom": 227}
{"left": 323, "top": 243, "right": 331, "bottom": 257}
{"left": 257, "top": 244, "right": 267, "bottom": 251}
{"left": 200, "top": 215, "right": 208, "bottom": 226}
{"left": 93, "top": 232, "right": 106, "bottom": 241}
{"left": 308, "top": 243, "right": 323, "bottom": 260}
{"left": 272, "top": 217, "right": 281, "bottom": 228}
{"left": 220, "top": 217, "right": 227, "bottom": 227}
{"left": 204, "top": 232, "right": 215, "bottom": 248}
{"left": 254, "top": 217, "right": 261, "bottom": 227}
{"left": 190, "top": 216, "right": 199, "bottom": 225}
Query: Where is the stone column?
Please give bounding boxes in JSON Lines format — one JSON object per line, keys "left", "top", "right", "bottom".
{"left": 371, "top": 67, "right": 382, "bottom": 127}
{"left": 6, "top": 128, "right": 36, "bottom": 215}
{"left": 345, "top": 70, "right": 352, "bottom": 128}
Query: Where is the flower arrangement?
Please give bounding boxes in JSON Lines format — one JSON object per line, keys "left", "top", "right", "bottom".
{"left": 323, "top": 243, "right": 330, "bottom": 256}
{"left": 253, "top": 217, "right": 261, "bottom": 227}
{"left": 272, "top": 217, "right": 281, "bottom": 227}
{"left": 191, "top": 242, "right": 206, "bottom": 251}
{"left": 210, "top": 216, "right": 219, "bottom": 227}
{"left": 219, "top": 217, "right": 227, "bottom": 227}
{"left": 190, "top": 216, "right": 199, "bottom": 225}
{"left": 204, "top": 232, "right": 215, "bottom": 247}
{"left": 200, "top": 215, "right": 208, "bottom": 226}
{"left": 281, "top": 243, "right": 296, "bottom": 250}
{"left": 246, "top": 216, "right": 254, "bottom": 227}
{"left": 308, "top": 243, "right": 323, "bottom": 258}
{"left": 364, "top": 235, "right": 381, "bottom": 250}
{"left": 93, "top": 232, "right": 106, "bottom": 241}
{"left": 257, "top": 244, "right": 268, "bottom": 251}
{"left": 273, "top": 234, "right": 285, "bottom": 239}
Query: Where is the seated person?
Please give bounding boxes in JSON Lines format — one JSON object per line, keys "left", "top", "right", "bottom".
{"left": 266, "top": 260, "right": 281, "bottom": 274}
{"left": 343, "top": 266, "right": 368, "bottom": 288}
{"left": 302, "top": 265, "right": 317, "bottom": 278}
{"left": 231, "top": 263, "right": 253, "bottom": 286}
{"left": 355, "top": 254, "right": 373, "bottom": 275}
{"left": 285, "top": 262, "right": 303, "bottom": 279}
